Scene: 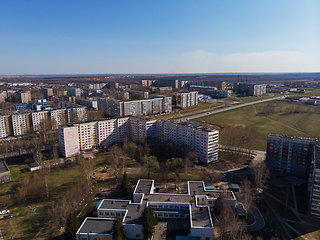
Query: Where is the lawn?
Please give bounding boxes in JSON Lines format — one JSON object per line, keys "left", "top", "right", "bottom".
{"left": 194, "top": 100, "right": 320, "bottom": 150}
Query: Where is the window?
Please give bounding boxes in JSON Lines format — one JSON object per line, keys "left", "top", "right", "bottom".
{"left": 136, "top": 234, "right": 140, "bottom": 238}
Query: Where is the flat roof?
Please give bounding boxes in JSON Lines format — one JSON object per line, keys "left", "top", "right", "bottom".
{"left": 78, "top": 218, "right": 113, "bottom": 234}
{"left": 191, "top": 205, "right": 212, "bottom": 228}
{"left": 134, "top": 179, "right": 153, "bottom": 194}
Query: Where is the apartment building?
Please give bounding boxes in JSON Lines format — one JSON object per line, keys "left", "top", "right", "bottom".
{"left": 141, "top": 80, "right": 156, "bottom": 87}
{"left": 75, "top": 98, "right": 98, "bottom": 110}
{"left": 76, "top": 179, "right": 236, "bottom": 240}
{"left": 58, "top": 125, "right": 80, "bottom": 157}
{"left": 18, "top": 91, "right": 31, "bottom": 103}
{"left": 98, "top": 97, "right": 172, "bottom": 117}
{"left": 59, "top": 117, "right": 219, "bottom": 163}
{"left": 78, "top": 121, "right": 97, "bottom": 150}
{"left": 107, "top": 91, "right": 130, "bottom": 100}
{"left": 50, "top": 109, "right": 66, "bottom": 129}
{"left": 266, "top": 134, "right": 316, "bottom": 176}
{"left": 31, "top": 111, "right": 49, "bottom": 131}
{"left": 233, "top": 83, "right": 266, "bottom": 96}
{"left": 42, "top": 88, "right": 53, "bottom": 98}
{"left": 309, "top": 144, "right": 320, "bottom": 217}
{"left": 67, "top": 88, "right": 81, "bottom": 98}
{"left": 176, "top": 92, "right": 198, "bottom": 108}
{"left": 11, "top": 113, "right": 31, "bottom": 136}
{"left": 0, "top": 115, "right": 12, "bottom": 138}
{"left": 127, "top": 90, "right": 149, "bottom": 99}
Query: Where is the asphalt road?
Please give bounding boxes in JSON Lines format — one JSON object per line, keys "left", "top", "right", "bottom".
{"left": 180, "top": 96, "right": 283, "bottom": 122}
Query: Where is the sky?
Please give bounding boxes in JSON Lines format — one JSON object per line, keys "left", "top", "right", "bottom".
{"left": 0, "top": 0, "right": 319, "bottom": 75}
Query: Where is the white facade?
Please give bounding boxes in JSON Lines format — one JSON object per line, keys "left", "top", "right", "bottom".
{"left": 0, "top": 116, "right": 11, "bottom": 138}
{"left": 11, "top": 114, "right": 30, "bottom": 136}
{"left": 78, "top": 122, "right": 97, "bottom": 150}
{"left": 58, "top": 125, "right": 80, "bottom": 157}
{"left": 31, "top": 111, "right": 48, "bottom": 131}
{"left": 75, "top": 98, "right": 98, "bottom": 110}
{"left": 50, "top": 109, "right": 66, "bottom": 129}
{"left": 176, "top": 92, "right": 198, "bottom": 108}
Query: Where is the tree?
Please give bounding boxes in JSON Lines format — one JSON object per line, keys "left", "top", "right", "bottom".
{"left": 119, "top": 172, "right": 132, "bottom": 195}
{"left": 124, "top": 141, "right": 137, "bottom": 158}
{"left": 184, "top": 157, "right": 192, "bottom": 180}
{"left": 79, "top": 156, "right": 96, "bottom": 183}
{"left": 112, "top": 216, "right": 126, "bottom": 240}
{"left": 107, "top": 145, "right": 125, "bottom": 180}
{"left": 261, "top": 103, "right": 275, "bottom": 115}
{"left": 64, "top": 212, "right": 80, "bottom": 240}
{"left": 251, "top": 160, "right": 269, "bottom": 189}
{"left": 187, "top": 151, "right": 198, "bottom": 165}
{"left": 243, "top": 180, "right": 252, "bottom": 217}
{"left": 142, "top": 206, "right": 158, "bottom": 240}
{"left": 142, "top": 156, "right": 160, "bottom": 178}
{"left": 166, "top": 158, "right": 184, "bottom": 177}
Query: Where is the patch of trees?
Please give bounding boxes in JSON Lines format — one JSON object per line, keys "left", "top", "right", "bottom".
{"left": 64, "top": 212, "right": 80, "bottom": 240}
{"left": 112, "top": 216, "right": 127, "bottom": 240}
{"left": 120, "top": 172, "right": 132, "bottom": 195}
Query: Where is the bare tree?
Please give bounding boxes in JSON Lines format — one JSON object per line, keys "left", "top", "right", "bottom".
{"left": 34, "top": 149, "right": 51, "bottom": 198}
{"left": 107, "top": 146, "right": 125, "bottom": 180}
{"left": 243, "top": 180, "right": 252, "bottom": 218}
{"left": 79, "top": 157, "right": 96, "bottom": 183}
{"left": 251, "top": 160, "right": 269, "bottom": 190}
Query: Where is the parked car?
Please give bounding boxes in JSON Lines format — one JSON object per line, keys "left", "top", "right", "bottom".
{"left": 2, "top": 215, "right": 12, "bottom": 219}
{"left": 250, "top": 156, "right": 255, "bottom": 159}
{"left": 0, "top": 210, "right": 9, "bottom": 215}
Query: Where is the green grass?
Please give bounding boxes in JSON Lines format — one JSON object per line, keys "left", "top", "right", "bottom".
{"left": 194, "top": 100, "right": 320, "bottom": 150}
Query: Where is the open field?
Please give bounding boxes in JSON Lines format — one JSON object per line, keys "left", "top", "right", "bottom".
{"left": 194, "top": 100, "right": 320, "bottom": 150}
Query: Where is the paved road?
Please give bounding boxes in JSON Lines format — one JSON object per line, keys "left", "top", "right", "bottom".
{"left": 180, "top": 96, "right": 283, "bottom": 121}
{"left": 247, "top": 204, "right": 265, "bottom": 231}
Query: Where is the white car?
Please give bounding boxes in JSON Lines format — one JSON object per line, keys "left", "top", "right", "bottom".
{"left": 0, "top": 210, "right": 10, "bottom": 215}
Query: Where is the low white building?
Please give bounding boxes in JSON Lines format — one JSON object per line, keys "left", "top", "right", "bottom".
{"left": 76, "top": 179, "right": 236, "bottom": 240}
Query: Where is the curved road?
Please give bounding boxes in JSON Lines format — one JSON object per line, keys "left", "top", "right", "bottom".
{"left": 181, "top": 96, "right": 283, "bottom": 121}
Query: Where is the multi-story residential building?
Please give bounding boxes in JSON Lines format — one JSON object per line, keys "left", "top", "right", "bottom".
{"left": 233, "top": 83, "right": 266, "bottom": 96}
{"left": 175, "top": 92, "right": 198, "bottom": 108}
{"left": 98, "top": 97, "right": 172, "bottom": 117}
{"left": 107, "top": 91, "right": 130, "bottom": 100}
{"left": 41, "top": 88, "right": 53, "bottom": 98}
{"left": 155, "top": 79, "right": 179, "bottom": 89}
{"left": 58, "top": 125, "right": 80, "bottom": 157}
{"left": 308, "top": 144, "right": 320, "bottom": 217}
{"left": 67, "top": 88, "right": 81, "bottom": 98}
{"left": 127, "top": 90, "right": 149, "bottom": 99}
{"left": 78, "top": 121, "right": 97, "bottom": 150}
{"left": 59, "top": 102, "right": 87, "bottom": 123}
{"left": 11, "top": 113, "right": 31, "bottom": 136}
{"left": 266, "top": 134, "right": 316, "bottom": 176}
{"left": 141, "top": 80, "right": 156, "bottom": 87}
{"left": 76, "top": 179, "right": 236, "bottom": 240}
{"left": 31, "top": 111, "right": 49, "bottom": 131}
{"left": 75, "top": 98, "right": 98, "bottom": 110}
{"left": 18, "top": 91, "right": 31, "bottom": 103}
{"left": 0, "top": 115, "right": 12, "bottom": 138}
{"left": 189, "top": 86, "right": 231, "bottom": 98}
{"left": 59, "top": 117, "right": 219, "bottom": 163}
{"left": 50, "top": 109, "right": 67, "bottom": 129}
{"left": 88, "top": 83, "right": 106, "bottom": 90}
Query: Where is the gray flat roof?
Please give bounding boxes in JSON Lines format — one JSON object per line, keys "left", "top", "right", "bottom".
{"left": 191, "top": 206, "right": 212, "bottom": 228}
{"left": 78, "top": 218, "right": 113, "bottom": 234}
{"left": 134, "top": 179, "right": 153, "bottom": 194}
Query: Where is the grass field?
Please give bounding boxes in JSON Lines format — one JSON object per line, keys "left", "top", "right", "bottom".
{"left": 194, "top": 100, "right": 320, "bottom": 150}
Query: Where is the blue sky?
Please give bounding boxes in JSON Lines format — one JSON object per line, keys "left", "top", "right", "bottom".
{"left": 0, "top": 0, "right": 319, "bottom": 74}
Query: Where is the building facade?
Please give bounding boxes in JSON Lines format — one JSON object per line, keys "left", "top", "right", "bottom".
{"left": 31, "top": 111, "right": 49, "bottom": 131}
{"left": 11, "top": 113, "right": 31, "bottom": 136}
{"left": 0, "top": 115, "right": 12, "bottom": 138}
{"left": 176, "top": 92, "right": 198, "bottom": 108}
{"left": 75, "top": 98, "right": 98, "bottom": 110}
{"left": 59, "top": 117, "right": 219, "bottom": 163}
{"left": 98, "top": 97, "right": 172, "bottom": 117}
{"left": 67, "top": 88, "right": 81, "bottom": 98}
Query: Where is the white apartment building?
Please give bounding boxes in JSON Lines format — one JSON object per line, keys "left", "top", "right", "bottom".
{"left": 31, "top": 111, "right": 49, "bottom": 131}
{"left": 75, "top": 98, "right": 98, "bottom": 110}
{"left": 0, "top": 115, "right": 11, "bottom": 138}
{"left": 11, "top": 113, "right": 31, "bottom": 136}
{"left": 59, "top": 117, "right": 219, "bottom": 163}
{"left": 58, "top": 125, "right": 80, "bottom": 157}
{"left": 176, "top": 92, "right": 198, "bottom": 108}
{"left": 78, "top": 122, "right": 97, "bottom": 150}
{"left": 50, "top": 109, "right": 66, "bottom": 129}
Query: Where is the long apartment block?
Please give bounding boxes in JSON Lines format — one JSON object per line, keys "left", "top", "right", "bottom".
{"left": 59, "top": 117, "right": 219, "bottom": 164}
{"left": 76, "top": 179, "right": 236, "bottom": 240}
{"left": 97, "top": 96, "right": 172, "bottom": 117}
